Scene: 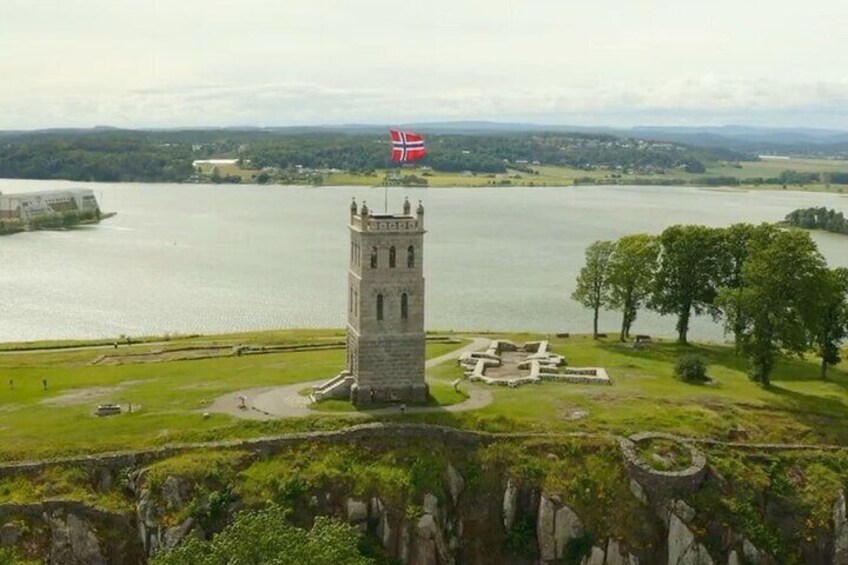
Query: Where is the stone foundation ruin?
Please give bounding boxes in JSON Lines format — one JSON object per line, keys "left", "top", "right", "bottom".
{"left": 458, "top": 339, "right": 610, "bottom": 387}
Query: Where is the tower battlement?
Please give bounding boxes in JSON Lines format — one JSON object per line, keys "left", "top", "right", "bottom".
{"left": 349, "top": 197, "right": 425, "bottom": 233}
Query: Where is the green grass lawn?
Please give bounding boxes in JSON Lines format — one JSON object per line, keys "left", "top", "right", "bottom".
{"left": 2, "top": 329, "right": 848, "bottom": 462}
{"left": 0, "top": 331, "right": 467, "bottom": 462}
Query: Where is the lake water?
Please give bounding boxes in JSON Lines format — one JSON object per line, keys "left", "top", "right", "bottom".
{"left": 1, "top": 179, "right": 846, "bottom": 343}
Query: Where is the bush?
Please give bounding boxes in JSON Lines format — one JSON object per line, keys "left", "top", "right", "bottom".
{"left": 674, "top": 355, "right": 708, "bottom": 383}
{"left": 151, "top": 505, "right": 373, "bottom": 565}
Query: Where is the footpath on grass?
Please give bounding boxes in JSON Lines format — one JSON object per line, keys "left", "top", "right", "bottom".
{"left": 207, "top": 337, "right": 493, "bottom": 420}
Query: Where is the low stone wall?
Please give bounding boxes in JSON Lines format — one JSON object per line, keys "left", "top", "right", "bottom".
{"left": 0, "top": 424, "right": 707, "bottom": 508}
{"left": 0, "top": 500, "right": 129, "bottom": 528}
{"left": 0, "top": 423, "right": 489, "bottom": 480}
{"left": 619, "top": 432, "right": 707, "bottom": 500}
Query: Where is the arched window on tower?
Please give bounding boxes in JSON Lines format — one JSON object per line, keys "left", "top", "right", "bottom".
{"left": 401, "top": 293, "right": 408, "bottom": 320}
{"left": 389, "top": 246, "right": 396, "bottom": 268}
{"left": 370, "top": 247, "right": 378, "bottom": 269}
{"left": 407, "top": 245, "right": 415, "bottom": 268}
{"left": 376, "top": 294, "right": 384, "bottom": 320}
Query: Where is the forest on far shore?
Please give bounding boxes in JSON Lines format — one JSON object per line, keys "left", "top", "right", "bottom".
{"left": 0, "top": 129, "right": 746, "bottom": 183}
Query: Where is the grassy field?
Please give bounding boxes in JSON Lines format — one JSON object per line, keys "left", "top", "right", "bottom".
{"left": 0, "top": 331, "right": 467, "bottom": 462}
{"left": 2, "top": 329, "right": 848, "bottom": 462}
{"left": 198, "top": 158, "right": 848, "bottom": 192}
{"left": 422, "top": 333, "right": 848, "bottom": 445}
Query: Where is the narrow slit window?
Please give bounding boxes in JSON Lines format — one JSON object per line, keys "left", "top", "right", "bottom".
{"left": 407, "top": 245, "right": 415, "bottom": 268}
{"left": 370, "top": 247, "right": 378, "bottom": 268}
{"left": 376, "top": 294, "right": 384, "bottom": 320}
{"left": 389, "top": 246, "right": 396, "bottom": 268}
{"left": 401, "top": 293, "right": 408, "bottom": 319}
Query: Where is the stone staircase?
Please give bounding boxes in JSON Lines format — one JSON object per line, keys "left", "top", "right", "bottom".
{"left": 310, "top": 371, "right": 354, "bottom": 402}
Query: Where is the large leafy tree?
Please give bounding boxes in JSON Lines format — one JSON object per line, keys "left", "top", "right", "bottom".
{"left": 715, "top": 223, "right": 778, "bottom": 351}
{"left": 607, "top": 234, "right": 659, "bottom": 342}
{"left": 572, "top": 240, "right": 616, "bottom": 339}
{"left": 810, "top": 267, "right": 848, "bottom": 379}
{"left": 152, "top": 505, "right": 373, "bottom": 565}
{"left": 650, "top": 225, "right": 725, "bottom": 344}
{"left": 716, "top": 230, "right": 827, "bottom": 385}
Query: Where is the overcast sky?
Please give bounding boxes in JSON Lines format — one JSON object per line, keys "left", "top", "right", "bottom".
{"left": 1, "top": 0, "right": 846, "bottom": 129}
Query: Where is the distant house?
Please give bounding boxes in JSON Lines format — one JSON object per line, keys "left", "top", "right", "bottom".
{"left": 192, "top": 158, "right": 239, "bottom": 167}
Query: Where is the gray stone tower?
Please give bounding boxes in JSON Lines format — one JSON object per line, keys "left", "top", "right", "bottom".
{"left": 345, "top": 196, "right": 428, "bottom": 405}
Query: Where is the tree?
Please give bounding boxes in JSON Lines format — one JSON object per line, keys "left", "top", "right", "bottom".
{"left": 683, "top": 158, "right": 706, "bottom": 174}
{"left": 715, "top": 223, "right": 777, "bottom": 351}
{"left": 607, "top": 234, "right": 659, "bottom": 342}
{"left": 810, "top": 267, "right": 848, "bottom": 379}
{"left": 716, "top": 230, "right": 827, "bottom": 385}
{"left": 650, "top": 225, "right": 725, "bottom": 344}
{"left": 152, "top": 505, "right": 373, "bottom": 565}
{"left": 571, "top": 240, "right": 616, "bottom": 338}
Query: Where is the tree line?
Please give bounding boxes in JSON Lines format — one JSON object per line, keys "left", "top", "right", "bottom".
{"left": 0, "top": 137, "right": 194, "bottom": 182}
{"left": 572, "top": 224, "right": 848, "bottom": 384}
{"left": 0, "top": 129, "right": 746, "bottom": 182}
{"left": 784, "top": 207, "right": 848, "bottom": 235}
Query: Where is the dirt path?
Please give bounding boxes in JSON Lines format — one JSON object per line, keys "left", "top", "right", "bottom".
{"left": 208, "top": 337, "right": 492, "bottom": 420}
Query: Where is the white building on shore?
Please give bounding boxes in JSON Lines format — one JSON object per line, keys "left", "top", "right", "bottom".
{"left": 0, "top": 189, "right": 100, "bottom": 222}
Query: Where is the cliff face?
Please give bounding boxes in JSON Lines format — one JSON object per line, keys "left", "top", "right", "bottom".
{"left": 1, "top": 425, "right": 847, "bottom": 564}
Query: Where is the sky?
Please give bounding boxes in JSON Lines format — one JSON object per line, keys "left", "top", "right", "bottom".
{"left": 1, "top": 0, "right": 847, "bottom": 130}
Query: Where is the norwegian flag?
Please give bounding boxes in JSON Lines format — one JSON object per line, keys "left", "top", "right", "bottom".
{"left": 390, "top": 129, "right": 427, "bottom": 162}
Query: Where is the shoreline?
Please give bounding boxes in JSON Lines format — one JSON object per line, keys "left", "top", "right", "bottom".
{"left": 1, "top": 176, "right": 846, "bottom": 195}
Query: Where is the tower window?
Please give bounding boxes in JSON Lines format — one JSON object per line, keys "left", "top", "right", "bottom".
{"left": 370, "top": 247, "right": 378, "bottom": 268}
{"left": 389, "top": 246, "right": 396, "bottom": 268}
{"left": 401, "top": 293, "right": 408, "bottom": 319}
{"left": 376, "top": 294, "right": 384, "bottom": 320}
{"left": 407, "top": 245, "right": 415, "bottom": 268}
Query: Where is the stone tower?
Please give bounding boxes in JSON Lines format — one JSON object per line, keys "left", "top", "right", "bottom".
{"left": 345, "top": 196, "right": 428, "bottom": 405}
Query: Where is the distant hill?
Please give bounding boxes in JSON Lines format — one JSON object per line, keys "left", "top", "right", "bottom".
{"left": 266, "top": 122, "right": 848, "bottom": 155}
{"left": 3, "top": 122, "right": 848, "bottom": 151}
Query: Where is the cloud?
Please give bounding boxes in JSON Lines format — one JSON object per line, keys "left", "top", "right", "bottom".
{"left": 1, "top": 76, "right": 847, "bottom": 130}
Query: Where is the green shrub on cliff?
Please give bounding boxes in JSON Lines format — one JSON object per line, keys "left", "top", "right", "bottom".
{"left": 0, "top": 548, "right": 38, "bottom": 565}
{"left": 151, "top": 504, "right": 373, "bottom": 565}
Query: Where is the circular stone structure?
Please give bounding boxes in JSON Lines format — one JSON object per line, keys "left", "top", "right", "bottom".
{"left": 619, "top": 432, "right": 707, "bottom": 500}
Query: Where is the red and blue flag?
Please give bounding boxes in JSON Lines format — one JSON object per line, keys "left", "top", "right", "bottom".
{"left": 390, "top": 129, "right": 427, "bottom": 162}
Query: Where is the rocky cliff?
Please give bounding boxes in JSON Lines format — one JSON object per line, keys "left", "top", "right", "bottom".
{"left": 1, "top": 424, "right": 847, "bottom": 564}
